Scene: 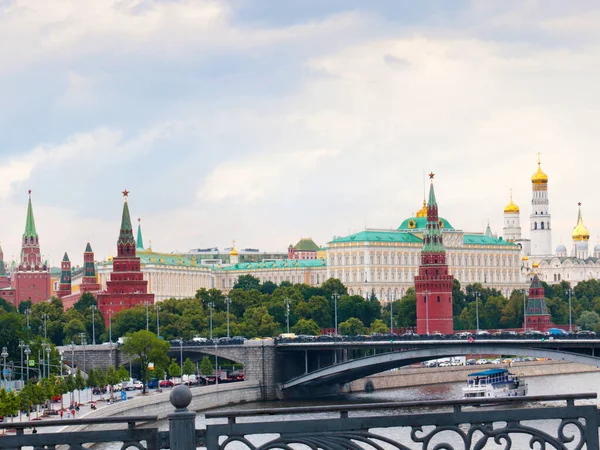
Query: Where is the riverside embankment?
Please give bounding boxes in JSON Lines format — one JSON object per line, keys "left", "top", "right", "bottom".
{"left": 348, "top": 360, "right": 599, "bottom": 392}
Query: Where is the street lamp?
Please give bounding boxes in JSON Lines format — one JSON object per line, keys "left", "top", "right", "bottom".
{"left": 109, "top": 310, "right": 113, "bottom": 343}
{"left": 390, "top": 294, "right": 395, "bottom": 334}
{"left": 565, "top": 289, "right": 573, "bottom": 333}
{"left": 24, "top": 346, "right": 31, "bottom": 382}
{"left": 179, "top": 339, "right": 183, "bottom": 378}
{"left": 285, "top": 298, "right": 291, "bottom": 334}
{"left": 90, "top": 305, "right": 97, "bottom": 345}
{"left": 69, "top": 342, "right": 75, "bottom": 374}
{"left": 44, "top": 343, "right": 51, "bottom": 378}
{"left": 423, "top": 290, "right": 431, "bottom": 336}
{"left": 82, "top": 337, "right": 87, "bottom": 373}
{"left": 332, "top": 293, "right": 340, "bottom": 336}
{"left": 1, "top": 347, "right": 7, "bottom": 387}
{"left": 208, "top": 302, "right": 214, "bottom": 340}
{"left": 42, "top": 313, "right": 49, "bottom": 339}
{"left": 145, "top": 301, "right": 150, "bottom": 331}
{"left": 59, "top": 351, "right": 63, "bottom": 377}
{"left": 474, "top": 291, "right": 481, "bottom": 333}
{"left": 18, "top": 340, "right": 25, "bottom": 381}
{"left": 225, "top": 296, "right": 232, "bottom": 338}
{"left": 522, "top": 289, "right": 528, "bottom": 333}
{"left": 155, "top": 304, "right": 161, "bottom": 337}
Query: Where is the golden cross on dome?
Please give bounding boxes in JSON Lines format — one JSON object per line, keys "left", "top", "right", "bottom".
{"left": 232, "top": 239, "right": 236, "bottom": 248}
{"left": 122, "top": 189, "right": 130, "bottom": 198}
{"left": 537, "top": 152, "right": 542, "bottom": 164}
{"left": 428, "top": 172, "right": 435, "bottom": 180}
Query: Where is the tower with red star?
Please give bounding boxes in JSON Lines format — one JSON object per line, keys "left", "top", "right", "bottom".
{"left": 414, "top": 174, "right": 454, "bottom": 335}
{"left": 97, "top": 191, "right": 154, "bottom": 325}
{"left": 525, "top": 272, "right": 554, "bottom": 331}
{"left": 56, "top": 252, "right": 72, "bottom": 298}
{"left": 80, "top": 242, "right": 101, "bottom": 293}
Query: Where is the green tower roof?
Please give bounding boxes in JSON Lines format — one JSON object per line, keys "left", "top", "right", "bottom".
{"left": 136, "top": 219, "right": 144, "bottom": 250}
{"left": 85, "top": 242, "right": 93, "bottom": 253}
{"left": 23, "top": 193, "right": 38, "bottom": 239}
{"left": 0, "top": 243, "right": 5, "bottom": 276}
{"left": 118, "top": 194, "right": 136, "bottom": 247}
{"left": 62, "top": 252, "right": 69, "bottom": 262}
{"left": 422, "top": 179, "right": 445, "bottom": 253}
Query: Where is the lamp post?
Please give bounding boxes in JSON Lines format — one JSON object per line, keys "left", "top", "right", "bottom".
{"left": 179, "top": 339, "right": 183, "bottom": 378}
{"left": 424, "top": 290, "right": 430, "bottom": 336}
{"left": 69, "top": 342, "right": 75, "bottom": 374}
{"left": 1, "top": 347, "right": 7, "bottom": 387}
{"left": 25, "top": 308, "right": 31, "bottom": 329}
{"left": 109, "top": 310, "right": 113, "bottom": 343}
{"left": 332, "top": 293, "right": 340, "bottom": 336}
{"left": 18, "top": 340, "right": 25, "bottom": 381}
{"left": 225, "top": 296, "right": 232, "bottom": 338}
{"left": 90, "top": 305, "right": 97, "bottom": 345}
{"left": 208, "top": 302, "right": 214, "bottom": 340}
{"left": 145, "top": 301, "right": 150, "bottom": 331}
{"left": 44, "top": 344, "right": 51, "bottom": 378}
{"left": 59, "top": 351, "right": 63, "bottom": 377}
{"left": 24, "top": 346, "right": 31, "bottom": 382}
{"left": 390, "top": 294, "right": 395, "bottom": 334}
{"left": 565, "top": 289, "right": 573, "bottom": 333}
{"left": 42, "top": 313, "right": 49, "bottom": 339}
{"left": 155, "top": 304, "right": 161, "bottom": 338}
{"left": 78, "top": 333, "right": 87, "bottom": 373}
{"left": 474, "top": 291, "right": 481, "bottom": 333}
{"left": 285, "top": 298, "right": 291, "bottom": 334}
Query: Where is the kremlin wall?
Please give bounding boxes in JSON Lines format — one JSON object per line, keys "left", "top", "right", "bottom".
{"left": 0, "top": 158, "right": 598, "bottom": 328}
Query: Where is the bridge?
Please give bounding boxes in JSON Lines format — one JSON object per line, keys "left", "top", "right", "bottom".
{"left": 64, "top": 336, "right": 600, "bottom": 399}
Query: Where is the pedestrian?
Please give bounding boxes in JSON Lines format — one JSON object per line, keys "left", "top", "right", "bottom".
{"left": 32, "top": 428, "right": 37, "bottom": 434}
{"left": 71, "top": 408, "right": 76, "bottom": 418}
{"left": 67, "top": 410, "right": 71, "bottom": 419}
{"left": 59, "top": 409, "right": 63, "bottom": 419}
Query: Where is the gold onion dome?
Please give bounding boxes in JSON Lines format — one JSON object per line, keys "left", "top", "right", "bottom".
{"left": 572, "top": 203, "right": 590, "bottom": 241}
{"left": 229, "top": 240, "right": 239, "bottom": 256}
{"left": 522, "top": 255, "right": 529, "bottom": 261}
{"left": 504, "top": 190, "right": 519, "bottom": 214}
{"left": 415, "top": 200, "right": 427, "bottom": 218}
{"left": 532, "top": 262, "right": 539, "bottom": 269}
{"left": 531, "top": 156, "right": 548, "bottom": 184}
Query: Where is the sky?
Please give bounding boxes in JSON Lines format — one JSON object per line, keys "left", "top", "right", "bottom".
{"left": 1, "top": 0, "right": 599, "bottom": 267}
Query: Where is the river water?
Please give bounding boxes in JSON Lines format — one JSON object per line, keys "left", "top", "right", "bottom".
{"left": 192, "top": 372, "right": 600, "bottom": 449}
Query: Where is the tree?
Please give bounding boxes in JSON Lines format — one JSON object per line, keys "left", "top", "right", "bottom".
{"left": 121, "top": 330, "right": 170, "bottom": 394}
{"left": 86, "top": 368, "right": 98, "bottom": 401}
{"left": 259, "top": 281, "right": 278, "bottom": 295}
{"left": 199, "top": 356, "right": 213, "bottom": 376}
{"left": 75, "top": 370, "right": 86, "bottom": 404}
{"left": 117, "top": 365, "right": 130, "bottom": 382}
{"left": 182, "top": 358, "right": 195, "bottom": 377}
{"left": 576, "top": 311, "right": 600, "bottom": 332}
{"left": 168, "top": 358, "right": 182, "bottom": 378}
{"left": 105, "top": 366, "right": 121, "bottom": 399}
{"left": 396, "top": 289, "right": 416, "bottom": 328}
{"left": 338, "top": 318, "right": 366, "bottom": 336}
{"left": 291, "top": 318, "right": 321, "bottom": 336}
{"left": 370, "top": 319, "right": 389, "bottom": 335}
{"left": 232, "top": 275, "right": 261, "bottom": 292}
{"left": 320, "top": 278, "right": 348, "bottom": 297}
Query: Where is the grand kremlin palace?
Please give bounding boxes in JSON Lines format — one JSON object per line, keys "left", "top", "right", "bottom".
{"left": 71, "top": 200, "right": 524, "bottom": 302}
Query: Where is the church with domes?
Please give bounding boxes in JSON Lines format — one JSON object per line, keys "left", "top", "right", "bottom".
{"left": 501, "top": 156, "right": 600, "bottom": 287}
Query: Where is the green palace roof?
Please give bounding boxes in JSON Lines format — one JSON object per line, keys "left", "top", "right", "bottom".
{"left": 463, "top": 234, "right": 517, "bottom": 247}
{"left": 293, "top": 238, "right": 320, "bottom": 251}
{"left": 398, "top": 216, "right": 454, "bottom": 231}
{"left": 220, "top": 259, "right": 326, "bottom": 271}
{"left": 329, "top": 230, "right": 422, "bottom": 244}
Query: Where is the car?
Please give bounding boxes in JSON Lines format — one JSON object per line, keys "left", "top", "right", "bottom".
{"left": 424, "top": 361, "right": 437, "bottom": 368}
{"left": 451, "top": 360, "right": 463, "bottom": 366}
{"left": 133, "top": 380, "right": 143, "bottom": 390}
{"left": 159, "top": 380, "right": 174, "bottom": 388}
{"left": 52, "top": 394, "right": 62, "bottom": 403}
{"left": 525, "top": 330, "right": 543, "bottom": 336}
{"left": 476, "top": 359, "right": 488, "bottom": 365}
{"left": 466, "top": 359, "right": 476, "bottom": 365}
{"left": 576, "top": 330, "right": 596, "bottom": 336}
{"left": 548, "top": 328, "right": 569, "bottom": 336}
{"left": 502, "top": 358, "right": 512, "bottom": 364}
{"left": 500, "top": 330, "right": 518, "bottom": 337}
{"left": 491, "top": 358, "right": 502, "bottom": 364}
{"left": 438, "top": 361, "right": 451, "bottom": 367}
{"left": 401, "top": 332, "right": 419, "bottom": 338}
{"left": 476, "top": 330, "right": 491, "bottom": 336}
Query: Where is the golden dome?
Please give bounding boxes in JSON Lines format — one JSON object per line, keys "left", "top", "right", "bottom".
{"left": 531, "top": 155, "right": 548, "bottom": 184}
{"left": 504, "top": 189, "right": 519, "bottom": 214}
{"left": 572, "top": 203, "right": 590, "bottom": 241}
{"left": 415, "top": 200, "right": 427, "bottom": 218}
{"left": 532, "top": 262, "right": 539, "bottom": 269}
{"left": 522, "top": 255, "right": 529, "bottom": 261}
{"left": 229, "top": 239, "right": 239, "bottom": 256}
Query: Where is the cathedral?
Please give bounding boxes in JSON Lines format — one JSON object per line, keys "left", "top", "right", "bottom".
{"left": 502, "top": 156, "right": 600, "bottom": 287}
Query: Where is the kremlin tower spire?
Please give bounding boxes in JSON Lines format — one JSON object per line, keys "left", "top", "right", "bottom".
{"left": 97, "top": 190, "right": 154, "bottom": 326}
{"left": 56, "top": 252, "right": 72, "bottom": 298}
{"left": 81, "top": 242, "right": 100, "bottom": 293}
{"left": 414, "top": 173, "right": 454, "bottom": 335}
{"left": 136, "top": 218, "right": 144, "bottom": 251}
{"left": 530, "top": 154, "right": 552, "bottom": 257}
{"left": 13, "top": 191, "right": 50, "bottom": 305}
{"left": 525, "top": 267, "right": 554, "bottom": 331}
{"left": 0, "top": 243, "right": 9, "bottom": 291}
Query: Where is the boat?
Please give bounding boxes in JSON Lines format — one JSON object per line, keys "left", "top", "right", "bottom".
{"left": 462, "top": 368, "right": 527, "bottom": 399}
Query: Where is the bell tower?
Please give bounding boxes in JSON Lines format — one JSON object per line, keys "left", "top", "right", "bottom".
{"left": 530, "top": 154, "right": 552, "bottom": 257}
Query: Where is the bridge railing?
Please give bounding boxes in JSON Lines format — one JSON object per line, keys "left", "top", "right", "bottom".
{"left": 205, "top": 393, "right": 600, "bottom": 450}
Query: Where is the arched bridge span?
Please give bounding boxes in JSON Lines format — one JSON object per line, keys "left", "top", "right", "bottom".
{"left": 282, "top": 344, "right": 600, "bottom": 390}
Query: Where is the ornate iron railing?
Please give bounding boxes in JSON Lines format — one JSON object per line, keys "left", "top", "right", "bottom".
{"left": 0, "top": 416, "right": 159, "bottom": 450}
{"left": 1, "top": 389, "right": 599, "bottom": 450}
{"left": 205, "top": 393, "right": 600, "bottom": 450}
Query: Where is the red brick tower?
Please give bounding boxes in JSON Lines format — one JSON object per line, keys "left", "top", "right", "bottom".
{"left": 97, "top": 190, "right": 154, "bottom": 325}
{"left": 80, "top": 242, "right": 100, "bottom": 293}
{"left": 12, "top": 191, "right": 51, "bottom": 305}
{"left": 525, "top": 273, "right": 554, "bottom": 331}
{"left": 415, "top": 173, "right": 454, "bottom": 335}
{"left": 56, "top": 252, "right": 72, "bottom": 298}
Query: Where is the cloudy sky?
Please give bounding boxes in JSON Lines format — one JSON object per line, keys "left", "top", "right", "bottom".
{"left": 0, "top": 0, "right": 599, "bottom": 267}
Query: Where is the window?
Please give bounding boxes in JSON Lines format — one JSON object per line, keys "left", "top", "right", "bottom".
{"left": 541, "top": 222, "right": 545, "bottom": 230}
{"left": 437, "top": 295, "right": 440, "bottom": 303}
{"left": 534, "top": 222, "right": 537, "bottom": 230}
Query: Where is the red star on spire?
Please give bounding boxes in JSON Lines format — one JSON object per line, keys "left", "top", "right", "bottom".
{"left": 28, "top": 189, "right": 32, "bottom": 195}
{"left": 428, "top": 172, "right": 435, "bottom": 180}
{"left": 578, "top": 202, "right": 582, "bottom": 206}
{"left": 122, "top": 189, "right": 130, "bottom": 198}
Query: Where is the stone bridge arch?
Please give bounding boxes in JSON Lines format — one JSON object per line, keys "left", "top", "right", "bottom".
{"left": 282, "top": 344, "right": 600, "bottom": 391}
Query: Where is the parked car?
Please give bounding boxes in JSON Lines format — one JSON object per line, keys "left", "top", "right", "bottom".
{"left": 548, "top": 328, "right": 569, "bottom": 336}
{"left": 491, "top": 358, "right": 502, "bottom": 364}
{"left": 147, "top": 378, "right": 159, "bottom": 389}
{"left": 476, "top": 359, "right": 488, "bottom": 365}
{"left": 159, "top": 380, "right": 174, "bottom": 388}
{"left": 438, "top": 361, "right": 451, "bottom": 367}
{"left": 476, "top": 330, "right": 491, "bottom": 336}
{"left": 133, "top": 380, "right": 143, "bottom": 390}
{"left": 466, "top": 359, "right": 476, "bottom": 365}
{"left": 576, "top": 330, "right": 596, "bottom": 336}
{"left": 424, "top": 361, "right": 437, "bottom": 368}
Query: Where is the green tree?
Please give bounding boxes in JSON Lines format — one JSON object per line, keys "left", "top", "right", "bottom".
{"left": 86, "top": 368, "right": 98, "bottom": 400}
{"left": 320, "top": 278, "right": 348, "bottom": 297}
{"left": 259, "top": 281, "right": 278, "bottom": 295}
{"left": 576, "top": 311, "right": 600, "bottom": 332}
{"left": 291, "top": 318, "right": 321, "bottom": 336}
{"left": 75, "top": 370, "right": 86, "bottom": 404}
{"left": 199, "top": 356, "right": 213, "bottom": 376}
{"left": 182, "top": 358, "right": 195, "bottom": 377}
{"left": 338, "top": 318, "right": 366, "bottom": 336}
{"left": 105, "top": 366, "right": 121, "bottom": 399}
{"left": 168, "top": 359, "right": 182, "bottom": 378}
{"left": 396, "top": 289, "right": 416, "bottom": 328}
{"left": 121, "top": 330, "right": 170, "bottom": 393}
{"left": 369, "top": 319, "right": 389, "bottom": 335}
{"left": 232, "top": 275, "right": 261, "bottom": 292}
{"left": 117, "top": 365, "right": 130, "bottom": 382}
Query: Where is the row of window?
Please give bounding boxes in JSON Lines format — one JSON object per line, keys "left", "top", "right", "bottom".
{"left": 333, "top": 269, "right": 520, "bottom": 283}
{"left": 329, "top": 253, "right": 520, "bottom": 268}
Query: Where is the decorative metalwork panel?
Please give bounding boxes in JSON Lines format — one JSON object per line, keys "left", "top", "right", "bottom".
{"left": 206, "top": 402, "right": 600, "bottom": 450}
